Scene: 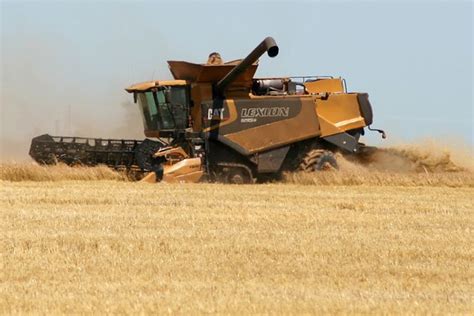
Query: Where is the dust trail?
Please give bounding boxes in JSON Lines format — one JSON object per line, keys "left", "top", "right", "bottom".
{"left": 361, "top": 139, "right": 473, "bottom": 173}
{"left": 285, "top": 139, "right": 473, "bottom": 187}
{"left": 1, "top": 17, "right": 169, "bottom": 162}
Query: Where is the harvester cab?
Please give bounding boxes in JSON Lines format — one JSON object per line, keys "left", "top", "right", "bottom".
{"left": 126, "top": 81, "right": 190, "bottom": 137}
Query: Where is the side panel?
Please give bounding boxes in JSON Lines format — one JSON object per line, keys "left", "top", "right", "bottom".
{"left": 257, "top": 146, "right": 290, "bottom": 173}
{"left": 316, "top": 93, "right": 366, "bottom": 137}
{"left": 202, "top": 96, "right": 321, "bottom": 155}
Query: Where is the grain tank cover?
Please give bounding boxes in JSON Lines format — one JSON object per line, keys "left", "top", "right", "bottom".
{"left": 167, "top": 60, "right": 258, "bottom": 84}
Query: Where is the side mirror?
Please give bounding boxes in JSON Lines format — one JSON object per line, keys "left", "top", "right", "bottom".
{"left": 133, "top": 92, "right": 138, "bottom": 103}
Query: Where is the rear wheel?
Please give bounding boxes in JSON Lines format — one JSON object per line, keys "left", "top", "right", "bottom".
{"left": 299, "top": 149, "right": 338, "bottom": 171}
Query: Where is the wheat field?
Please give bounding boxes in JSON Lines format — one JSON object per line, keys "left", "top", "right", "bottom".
{"left": 1, "top": 143, "right": 473, "bottom": 314}
{"left": 1, "top": 162, "right": 473, "bottom": 314}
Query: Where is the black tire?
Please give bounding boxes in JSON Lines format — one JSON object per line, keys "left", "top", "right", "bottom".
{"left": 313, "top": 151, "right": 338, "bottom": 171}
{"left": 299, "top": 149, "right": 338, "bottom": 171}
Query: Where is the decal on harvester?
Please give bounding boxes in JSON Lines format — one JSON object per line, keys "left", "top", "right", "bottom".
{"left": 207, "top": 108, "right": 226, "bottom": 120}
{"left": 240, "top": 107, "right": 290, "bottom": 123}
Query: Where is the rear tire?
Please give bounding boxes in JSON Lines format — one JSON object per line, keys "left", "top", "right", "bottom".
{"left": 299, "top": 149, "right": 338, "bottom": 171}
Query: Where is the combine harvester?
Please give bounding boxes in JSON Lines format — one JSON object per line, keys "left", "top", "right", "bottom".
{"left": 30, "top": 37, "right": 386, "bottom": 183}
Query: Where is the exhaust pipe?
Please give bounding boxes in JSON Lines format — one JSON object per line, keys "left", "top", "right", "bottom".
{"left": 215, "top": 37, "right": 279, "bottom": 94}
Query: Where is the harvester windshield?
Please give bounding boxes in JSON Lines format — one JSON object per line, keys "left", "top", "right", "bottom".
{"left": 137, "top": 86, "right": 188, "bottom": 131}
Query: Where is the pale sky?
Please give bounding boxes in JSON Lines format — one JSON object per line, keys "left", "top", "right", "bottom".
{"left": 1, "top": 0, "right": 473, "bottom": 160}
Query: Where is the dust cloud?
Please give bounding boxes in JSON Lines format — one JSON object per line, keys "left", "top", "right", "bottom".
{"left": 339, "top": 138, "right": 473, "bottom": 173}
{"left": 284, "top": 139, "right": 473, "bottom": 187}
{"left": 0, "top": 96, "right": 144, "bottom": 162}
{"left": 1, "top": 35, "right": 150, "bottom": 162}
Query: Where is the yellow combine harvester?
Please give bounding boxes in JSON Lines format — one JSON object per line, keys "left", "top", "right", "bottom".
{"left": 30, "top": 37, "right": 385, "bottom": 183}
